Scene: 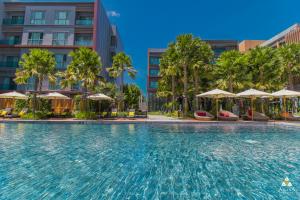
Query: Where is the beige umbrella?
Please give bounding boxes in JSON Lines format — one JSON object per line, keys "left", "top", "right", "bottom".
{"left": 88, "top": 93, "right": 113, "bottom": 114}
{"left": 38, "top": 92, "right": 70, "bottom": 100}
{"left": 0, "top": 91, "right": 28, "bottom": 100}
{"left": 87, "top": 93, "right": 113, "bottom": 101}
{"left": 237, "top": 89, "right": 272, "bottom": 120}
{"left": 197, "top": 89, "right": 236, "bottom": 120}
{"left": 272, "top": 89, "right": 300, "bottom": 120}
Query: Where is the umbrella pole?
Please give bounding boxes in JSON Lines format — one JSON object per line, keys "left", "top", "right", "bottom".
{"left": 284, "top": 97, "right": 287, "bottom": 121}
{"left": 251, "top": 98, "right": 254, "bottom": 121}
{"left": 216, "top": 98, "right": 219, "bottom": 121}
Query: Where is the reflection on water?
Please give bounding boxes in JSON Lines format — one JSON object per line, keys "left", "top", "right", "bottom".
{"left": 0, "top": 123, "right": 298, "bottom": 199}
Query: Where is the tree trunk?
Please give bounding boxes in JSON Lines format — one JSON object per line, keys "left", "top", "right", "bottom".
{"left": 288, "top": 73, "right": 294, "bottom": 90}
{"left": 32, "top": 77, "right": 39, "bottom": 116}
{"left": 229, "top": 76, "right": 233, "bottom": 93}
{"left": 183, "top": 64, "right": 188, "bottom": 117}
{"left": 194, "top": 72, "right": 199, "bottom": 111}
{"left": 171, "top": 75, "right": 175, "bottom": 111}
{"left": 120, "top": 70, "right": 125, "bottom": 111}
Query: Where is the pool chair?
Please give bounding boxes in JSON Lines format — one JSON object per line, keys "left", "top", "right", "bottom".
{"left": 128, "top": 109, "right": 135, "bottom": 118}
{"left": 281, "top": 112, "right": 300, "bottom": 121}
{"left": 111, "top": 109, "right": 118, "bottom": 118}
{"left": 194, "top": 111, "right": 214, "bottom": 121}
{"left": 218, "top": 110, "right": 239, "bottom": 121}
{"left": 244, "top": 110, "right": 269, "bottom": 121}
{"left": 100, "top": 111, "right": 108, "bottom": 118}
{"left": 0, "top": 108, "right": 13, "bottom": 117}
{"left": 5, "top": 108, "right": 28, "bottom": 118}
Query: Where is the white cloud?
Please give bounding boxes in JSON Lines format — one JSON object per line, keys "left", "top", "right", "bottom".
{"left": 107, "top": 11, "right": 120, "bottom": 17}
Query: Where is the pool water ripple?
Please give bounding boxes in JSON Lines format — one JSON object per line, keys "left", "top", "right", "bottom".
{"left": 0, "top": 123, "right": 299, "bottom": 199}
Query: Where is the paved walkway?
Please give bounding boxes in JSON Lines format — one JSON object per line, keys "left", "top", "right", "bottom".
{"left": 147, "top": 115, "right": 177, "bottom": 121}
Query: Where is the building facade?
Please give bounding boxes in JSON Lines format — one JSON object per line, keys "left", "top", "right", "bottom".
{"left": 147, "top": 40, "right": 238, "bottom": 112}
{"left": 239, "top": 40, "right": 265, "bottom": 53}
{"left": 0, "top": 0, "right": 123, "bottom": 93}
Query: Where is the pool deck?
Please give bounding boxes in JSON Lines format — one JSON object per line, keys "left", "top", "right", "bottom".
{"left": 1, "top": 115, "right": 300, "bottom": 127}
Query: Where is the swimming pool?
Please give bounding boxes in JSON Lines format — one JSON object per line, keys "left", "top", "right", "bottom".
{"left": 0, "top": 123, "right": 299, "bottom": 199}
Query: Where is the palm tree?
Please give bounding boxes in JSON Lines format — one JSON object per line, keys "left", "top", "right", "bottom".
{"left": 247, "top": 46, "right": 283, "bottom": 91}
{"left": 60, "top": 47, "right": 102, "bottom": 111}
{"left": 107, "top": 52, "right": 137, "bottom": 93}
{"left": 15, "top": 49, "right": 56, "bottom": 112}
{"left": 173, "top": 34, "right": 199, "bottom": 116}
{"left": 123, "top": 84, "right": 142, "bottom": 109}
{"left": 277, "top": 43, "right": 300, "bottom": 90}
{"left": 159, "top": 43, "right": 180, "bottom": 111}
{"left": 214, "top": 50, "right": 249, "bottom": 93}
{"left": 191, "top": 39, "right": 214, "bottom": 109}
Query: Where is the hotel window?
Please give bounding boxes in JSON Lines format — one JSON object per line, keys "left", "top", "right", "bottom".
{"left": 149, "top": 81, "right": 158, "bottom": 89}
{"left": 6, "top": 56, "right": 19, "bottom": 67}
{"left": 149, "top": 57, "right": 160, "bottom": 66}
{"left": 49, "top": 77, "right": 61, "bottom": 90}
{"left": 52, "top": 32, "right": 68, "bottom": 46}
{"left": 11, "top": 16, "right": 24, "bottom": 24}
{"left": 55, "top": 11, "right": 69, "bottom": 25}
{"left": 55, "top": 54, "right": 67, "bottom": 69}
{"left": 150, "top": 69, "right": 159, "bottom": 77}
{"left": 28, "top": 32, "right": 43, "bottom": 45}
{"left": 111, "top": 36, "right": 117, "bottom": 47}
{"left": 30, "top": 11, "right": 45, "bottom": 25}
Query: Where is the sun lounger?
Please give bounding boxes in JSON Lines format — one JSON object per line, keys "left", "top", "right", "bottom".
{"left": 0, "top": 108, "right": 13, "bottom": 117}
{"left": 128, "top": 109, "right": 135, "bottom": 118}
{"left": 5, "top": 108, "right": 28, "bottom": 118}
{"left": 281, "top": 112, "right": 300, "bottom": 121}
{"left": 244, "top": 110, "right": 269, "bottom": 121}
{"left": 194, "top": 111, "right": 214, "bottom": 121}
{"left": 218, "top": 110, "right": 239, "bottom": 121}
{"left": 111, "top": 109, "right": 118, "bottom": 118}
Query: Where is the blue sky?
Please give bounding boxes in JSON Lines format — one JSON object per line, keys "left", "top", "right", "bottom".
{"left": 102, "top": 0, "right": 300, "bottom": 94}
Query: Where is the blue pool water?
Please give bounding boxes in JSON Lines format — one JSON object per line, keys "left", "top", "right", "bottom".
{"left": 0, "top": 123, "right": 299, "bottom": 199}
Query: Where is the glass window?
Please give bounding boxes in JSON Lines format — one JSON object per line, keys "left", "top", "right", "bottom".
{"left": 149, "top": 57, "right": 160, "bottom": 66}
{"left": 149, "top": 69, "right": 159, "bottom": 77}
{"left": 28, "top": 32, "right": 43, "bottom": 45}
{"left": 111, "top": 36, "right": 117, "bottom": 47}
{"left": 6, "top": 56, "right": 19, "bottom": 67}
{"left": 52, "top": 32, "right": 67, "bottom": 46}
{"left": 11, "top": 16, "right": 24, "bottom": 24}
{"left": 55, "top": 54, "right": 67, "bottom": 69}
{"left": 49, "top": 77, "right": 61, "bottom": 90}
{"left": 149, "top": 81, "right": 158, "bottom": 89}
{"left": 55, "top": 11, "right": 69, "bottom": 25}
{"left": 30, "top": 11, "right": 45, "bottom": 25}
{"left": 75, "top": 34, "right": 92, "bottom": 46}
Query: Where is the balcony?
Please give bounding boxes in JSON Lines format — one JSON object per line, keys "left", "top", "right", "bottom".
{"left": 0, "top": 84, "right": 16, "bottom": 90}
{"left": 0, "top": 61, "right": 19, "bottom": 68}
{"left": 75, "top": 40, "right": 93, "bottom": 46}
{"left": 76, "top": 19, "right": 93, "bottom": 26}
{"left": 27, "top": 39, "right": 43, "bottom": 45}
{"left": 2, "top": 18, "right": 24, "bottom": 25}
{"left": 0, "top": 39, "right": 21, "bottom": 45}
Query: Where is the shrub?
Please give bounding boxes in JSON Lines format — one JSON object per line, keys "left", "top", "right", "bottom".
{"left": 15, "top": 99, "right": 29, "bottom": 112}
{"left": 21, "top": 111, "right": 48, "bottom": 120}
{"left": 74, "top": 112, "right": 97, "bottom": 120}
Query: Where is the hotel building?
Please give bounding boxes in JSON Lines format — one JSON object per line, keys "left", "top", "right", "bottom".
{"left": 147, "top": 40, "right": 238, "bottom": 111}
{"left": 0, "top": 0, "right": 123, "bottom": 93}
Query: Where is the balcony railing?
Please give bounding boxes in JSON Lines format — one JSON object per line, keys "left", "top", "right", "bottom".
{"left": 0, "top": 84, "right": 16, "bottom": 90}
{"left": 2, "top": 18, "right": 24, "bottom": 25}
{"left": 0, "top": 39, "right": 21, "bottom": 45}
{"left": 0, "top": 61, "right": 19, "bottom": 68}
{"left": 76, "top": 19, "right": 93, "bottom": 26}
{"left": 27, "top": 39, "right": 43, "bottom": 45}
{"left": 75, "top": 40, "right": 93, "bottom": 46}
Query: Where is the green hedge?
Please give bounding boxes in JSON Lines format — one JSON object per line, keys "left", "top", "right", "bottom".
{"left": 74, "top": 112, "right": 97, "bottom": 120}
